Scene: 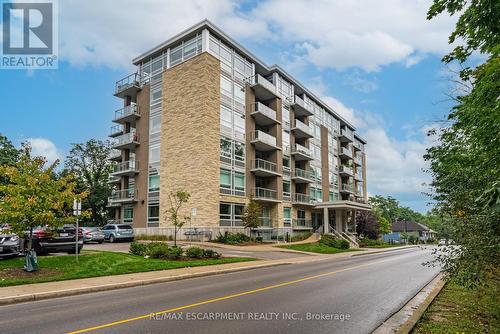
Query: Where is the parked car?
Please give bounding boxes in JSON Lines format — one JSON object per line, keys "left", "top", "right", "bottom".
{"left": 438, "top": 239, "right": 447, "bottom": 246}
{"left": 0, "top": 225, "right": 21, "bottom": 258}
{"left": 24, "top": 225, "right": 83, "bottom": 255}
{"left": 102, "top": 224, "right": 134, "bottom": 243}
{"left": 81, "top": 227, "right": 105, "bottom": 244}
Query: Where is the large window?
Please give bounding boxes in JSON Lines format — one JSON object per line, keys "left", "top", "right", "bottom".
{"left": 220, "top": 169, "right": 245, "bottom": 196}
{"left": 148, "top": 205, "right": 159, "bottom": 227}
{"left": 283, "top": 207, "right": 291, "bottom": 226}
{"left": 283, "top": 181, "right": 291, "bottom": 200}
{"left": 169, "top": 34, "right": 202, "bottom": 67}
{"left": 220, "top": 169, "right": 231, "bottom": 189}
{"left": 123, "top": 205, "right": 133, "bottom": 223}
{"left": 220, "top": 105, "right": 232, "bottom": 130}
{"left": 220, "top": 137, "right": 232, "bottom": 159}
{"left": 149, "top": 144, "right": 160, "bottom": 163}
{"left": 150, "top": 114, "right": 161, "bottom": 134}
{"left": 148, "top": 174, "right": 160, "bottom": 192}
{"left": 219, "top": 203, "right": 245, "bottom": 227}
{"left": 234, "top": 172, "right": 245, "bottom": 192}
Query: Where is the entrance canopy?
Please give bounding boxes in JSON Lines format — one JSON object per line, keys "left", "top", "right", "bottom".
{"left": 314, "top": 200, "right": 372, "bottom": 211}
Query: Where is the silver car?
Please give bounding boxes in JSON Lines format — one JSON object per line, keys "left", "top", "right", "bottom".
{"left": 102, "top": 224, "right": 134, "bottom": 243}
{"left": 0, "top": 225, "right": 21, "bottom": 258}
{"left": 82, "top": 227, "right": 105, "bottom": 244}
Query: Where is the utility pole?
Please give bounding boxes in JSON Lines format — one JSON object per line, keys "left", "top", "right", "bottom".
{"left": 73, "top": 199, "right": 82, "bottom": 261}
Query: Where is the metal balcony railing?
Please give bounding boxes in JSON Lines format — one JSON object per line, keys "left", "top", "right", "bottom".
{"left": 113, "top": 132, "right": 139, "bottom": 147}
{"left": 115, "top": 73, "right": 140, "bottom": 95}
{"left": 293, "top": 218, "right": 312, "bottom": 228}
{"left": 109, "top": 125, "right": 123, "bottom": 137}
{"left": 339, "top": 165, "right": 353, "bottom": 175}
{"left": 292, "top": 119, "right": 313, "bottom": 137}
{"left": 341, "top": 128, "right": 354, "bottom": 141}
{"left": 293, "top": 193, "right": 312, "bottom": 204}
{"left": 108, "top": 188, "right": 137, "bottom": 202}
{"left": 291, "top": 143, "right": 311, "bottom": 157}
{"left": 293, "top": 168, "right": 314, "bottom": 181}
{"left": 341, "top": 147, "right": 353, "bottom": 159}
{"left": 341, "top": 183, "right": 354, "bottom": 193}
{"left": 114, "top": 103, "right": 139, "bottom": 121}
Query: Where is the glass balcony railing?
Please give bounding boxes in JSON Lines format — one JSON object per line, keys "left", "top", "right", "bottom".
{"left": 114, "top": 103, "right": 140, "bottom": 122}
{"left": 113, "top": 132, "right": 139, "bottom": 148}
{"left": 339, "top": 165, "right": 353, "bottom": 175}
{"left": 115, "top": 73, "right": 140, "bottom": 96}
{"left": 341, "top": 147, "right": 353, "bottom": 159}
{"left": 249, "top": 130, "right": 277, "bottom": 148}
{"left": 112, "top": 160, "right": 139, "bottom": 174}
{"left": 293, "top": 218, "right": 312, "bottom": 228}
{"left": 341, "top": 183, "right": 355, "bottom": 193}
{"left": 291, "top": 143, "right": 312, "bottom": 159}
{"left": 108, "top": 188, "right": 137, "bottom": 203}
{"left": 251, "top": 159, "right": 278, "bottom": 173}
{"left": 293, "top": 193, "right": 312, "bottom": 204}
{"left": 293, "top": 168, "right": 314, "bottom": 181}
{"left": 252, "top": 187, "right": 278, "bottom": 201}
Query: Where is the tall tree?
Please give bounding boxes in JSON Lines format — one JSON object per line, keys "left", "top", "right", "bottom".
{"left": 0, "top": 134, "right": 19, "bottom": 186}
{"left": 425, "top": 0, "right": 500, "bottom": 287}
{"left": 356, "top": 211, "right": 380, "bottom": 239}
{"left": 65, "top": 139, "right": 112, "bottom": 225}
{"left": 0, "top": 145, "right": 83, "bottom": 267}
{"left": 241, "top": 197, "right": 261, "bottom": 238}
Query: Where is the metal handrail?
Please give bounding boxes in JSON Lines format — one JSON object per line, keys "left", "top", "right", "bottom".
{"left": 114, "top": 131, "right": 139, "bottom": 145}
{"left": 291, "top": 143, "right": 311, "bottom": 156}
{"left": 114, "top": 103, "right": 139, "bottom": 120}
{"left": 252, "top": 187, "right": 277, "bottom": 200}
{"left": 115, "top": 73, "right": 140, "bottom": 94}
{"left": 293, "top": 193, "right": 311, "bottom": 203}
{"left": 112, "top": 160, "right": 139, "bottom": 173}
{"left": 109, "top": 188, "right": 137, "bottom": 201}
{"left": 293, "top": 168, "right": 313, "bottom": 180}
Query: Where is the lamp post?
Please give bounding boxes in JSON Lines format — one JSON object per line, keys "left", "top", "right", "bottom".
{"left": 73, "top": 199, "right": 81, "bottom": 261}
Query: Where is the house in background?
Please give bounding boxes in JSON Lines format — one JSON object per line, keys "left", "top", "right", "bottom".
{"left": 383, "top": 221, "right": 436, "bottom": 243}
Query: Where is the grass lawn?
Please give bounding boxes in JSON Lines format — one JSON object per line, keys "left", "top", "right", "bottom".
{"left": 412, "top": 280, "right": 499, "bottom": 334}
{"left": 0, "top": 251, "right": 255, "bottom": 287}
{"left": 279, "top": 242, "right": 362, "bottom": 254}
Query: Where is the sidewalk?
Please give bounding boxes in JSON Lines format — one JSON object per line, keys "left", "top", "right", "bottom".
{"left": 0, "top": 245, "right": 421, "bottom": 306}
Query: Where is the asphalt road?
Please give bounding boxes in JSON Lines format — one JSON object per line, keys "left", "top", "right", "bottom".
{"left": 0, "top": 247, "right": 440, "bottom": 334}
{"left": 84, "top": 241, "right": 309, "bottom": 260}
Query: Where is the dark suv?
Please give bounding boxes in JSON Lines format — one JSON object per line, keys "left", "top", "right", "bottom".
{"left": 24, "top": 225, "right": 83, "bottom": 255}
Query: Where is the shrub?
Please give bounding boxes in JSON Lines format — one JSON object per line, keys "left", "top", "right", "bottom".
{"left": 358, "top": 238, "right": 385, "bottom": 247}
{"left": 255, "top": 236, "right": 263, "bottom": 243}
{"left": 291, "top": 232, "right": 312, "bottom": 242}
{"left": 135, "top": 234, "right": 173, "bottom": 241}
{"left": 166, "top": 246, "right": 183, "bottom": 260}
{"left": 216, "top": 232, "right": 250, "bottom": 245}
{"left": 203, "top": 249, "right": 221, "bottom": 259}
{"left": 319, "top": 234, "right": 350, "bottom": 249}
{"left": 129, "top": 241, "right": 147, "bottom": 256}
{"left": 146, "top": 242, "right": 170, "bottom": 259}
{"left": 185, "top": 246, "right": 205, "bottom": 259}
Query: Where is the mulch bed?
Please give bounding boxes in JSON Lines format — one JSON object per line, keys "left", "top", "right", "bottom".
{"left": 0, "top": 268, "right": 61, "bottom": 280}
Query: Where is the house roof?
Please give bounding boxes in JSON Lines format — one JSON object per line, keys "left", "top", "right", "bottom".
{"left": 391, "top": 221, "right": 431, "bottom": 232}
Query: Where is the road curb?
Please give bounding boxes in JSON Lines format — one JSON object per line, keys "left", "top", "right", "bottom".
{"left": 0, "top": 261, "right": 291, "bottom": 307}
{"left": 372, "top": 273, "right": 445, "bottom": 334}
{"left": 351, "top": 245, "right": 419, "bottom": 257}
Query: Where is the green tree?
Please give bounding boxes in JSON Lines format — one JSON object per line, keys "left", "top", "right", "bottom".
{"left": 0, "top": 145, "right": 82, "bottom": 267}
{"left": 65, "top": 139, "right": 112, "bottom": 226}
{"left": 355, "top": 211, "right": 380, "bottom": 239}
{"left": 425, "top": 0, "right": 500, "bottom": 287}
{"left": 375, "top": 208, "right": 391, "bottom": 235}
{"left": 241, "top": 197, "right": 261, "bottom": 238}
{"left": 0, "top": 134, "right": 19, "bottom": 186}
{"left": 165, "top": 190, "right": 191, "bottom": 247}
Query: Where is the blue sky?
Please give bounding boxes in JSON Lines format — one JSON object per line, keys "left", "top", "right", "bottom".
{"left": 0, "top": 0, "right": 460, "bottom": 213}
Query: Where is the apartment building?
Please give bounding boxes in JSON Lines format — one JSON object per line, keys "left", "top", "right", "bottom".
{"left": 107, "top": 20, "right": 371, "bottom": 240}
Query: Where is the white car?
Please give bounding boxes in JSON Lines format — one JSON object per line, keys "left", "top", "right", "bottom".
{"left": 438, "top": 239, "right": 447, "bottom": 246}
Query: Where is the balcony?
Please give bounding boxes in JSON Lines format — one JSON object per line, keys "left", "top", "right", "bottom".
{"left": 339, "top": 165, "right": 354, "bottom": 176}
{"left": 353, "top": 141, "right": 363, "bottom": 151}
{"left": 340, "top": 183, "right": 355, "bottom": 194}
{"left": 250, "top": 102, "right": 278, "bottom": 126}
{"left": 339, "top": 128, "right": 354, "bottom": 142}
{"left": 248, "top": 74, "right": 278, "bottom": 101}
{"left": 291, "top": 119, "right": 313, "bottom": 139}
{"left": 114, "top": 73, "right": 141, "bottom": 99}
{"left": 354, "top": 171, "right": 363, "bottom": 181}
{"left": 112, "top": 132, "right": 139, "bottom": 151}
{"left": 113, "top": 103, "right": 140, "bottom": 125}
{"left": 111, "top": 160, "right": 139, "bottom": 177}
{"left": 108, "top": 149, "right": 122, "bottom": 161}
{"left": 250, "top": 159, "right": 280, "bottom": 177}
{"left": 292, "top": 193, "right": 314, "bottom": 206}
{"left": 249, "top": 130, "right": 279, "bottom": 151}
{"left": 107, "top": 176, "right": 121, "bottom": 184}
{"left": 339, "top": 147, "right": 353, "bottom": 160}
{"left": 109, "top": 125, "right": 123, "bottom": 138}
{"left": 291, "top": 95, "right": 313, "bottom": 117}
{"left": 108, "top": 188, "right": 138, "bottom": 206}
{"left": 355, "top": 189, "right": 364, "bottom": 197}
{"left": 290, "top": 143, "right": 313, "bottom": 161}
{"left": 354, "top": 155, "right": 362, "bottom": 166}
{"left": 251, "top": 187, "right": 280, "bottom": 202}
{"left": 292, "top": 168, "right": 314, "bottom": 183}
{"left": 292, "top": 218, "right": 312, "bottom": 229}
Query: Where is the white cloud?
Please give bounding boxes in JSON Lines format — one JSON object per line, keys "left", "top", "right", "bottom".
{"left": 58, "top": 0, "right": 267, "bottom": 69}
{"left": 56, "top": 0, "right": 456, "bottom": 71}
{"left": 26, "top": 138, "right": 61, "bottom": 164}
{"left": 253, "top": 0, "right": 457, "bottom": 71}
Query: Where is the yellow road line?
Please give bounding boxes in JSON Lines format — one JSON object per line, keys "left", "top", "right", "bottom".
{"left": 68, "top": 257, "right": 394, "bottom": 334}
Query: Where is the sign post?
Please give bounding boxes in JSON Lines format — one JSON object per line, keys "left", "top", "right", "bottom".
{"left": 73, "top": 199, "right": 82, "bottom": 261}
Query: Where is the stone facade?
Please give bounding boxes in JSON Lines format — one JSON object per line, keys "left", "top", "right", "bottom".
{"left": 159, "top": 53, "right": 221, "bottom": 227}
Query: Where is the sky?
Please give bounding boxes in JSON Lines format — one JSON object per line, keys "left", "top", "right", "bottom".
{"left": 0, "top": 0, "right": 462, "bottom": 213}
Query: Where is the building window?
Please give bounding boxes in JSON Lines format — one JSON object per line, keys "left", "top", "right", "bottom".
{"left": 219, "top": 202, "right": 244, "bottom": 227}
{"left": 234, "top": 141, "right": 245, "bottom": 163}
{"left": 220, "top": 169, "right": 231, "bottom": 189}
{"left": 220, "top": 76, "right": 232, "bottom": 96}
{"left": 148, "top": 204, "right": 159, "bottom": 226}
{"left": 234, "top": 172, "right": 245, "bottom": 192}
{"left": 283, "top": 181, "right": 291, "bottom": 201}
{"left": 284, "top": 208, "right": 291, "bottom": 226}
{"left": 234, "top": 204, "right": 244, "bottom": 226}
{"left": 123, "top": 205, "right": 133, "bottom": 223}
{"left": 219, "top": 203, "right": 231, "bottom": 226}
{"left": 148, "top": 174, "right": 160, "bottom": 192}
{"left": 149, "top": 144, "right": 160, "bottom": 163}
{"left": 220, "top": 105, "right": 232, "bottom": 129}
{"left": 220, "top": 137, "right": 232, "bottom": 159}
{"left": 150, "top": 114, "right": 161, "bottom": 134}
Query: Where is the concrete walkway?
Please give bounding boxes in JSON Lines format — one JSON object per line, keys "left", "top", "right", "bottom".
{"left": 0, "top": 246, "right": 420, "bottom": 306}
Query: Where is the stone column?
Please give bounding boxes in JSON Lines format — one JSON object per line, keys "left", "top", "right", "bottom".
{"left": 323, "top": 207, "right": 329, "bottom": 234}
